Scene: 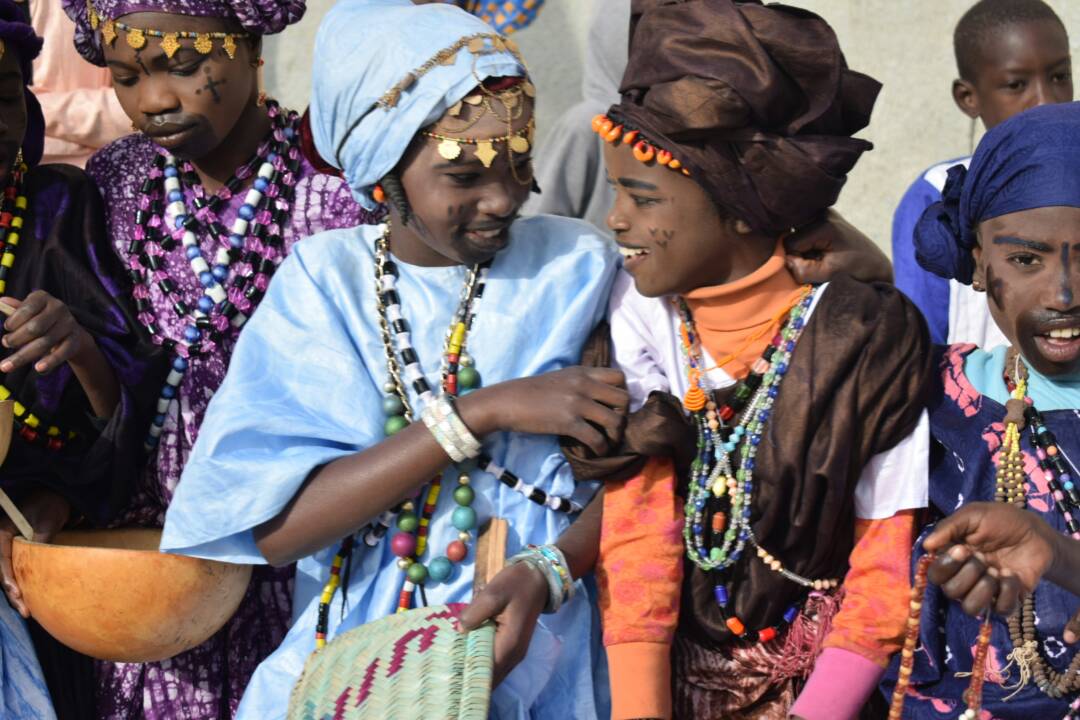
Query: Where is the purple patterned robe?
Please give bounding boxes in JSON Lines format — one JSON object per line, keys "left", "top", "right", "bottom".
{"left": 86, "top": 131, "right": 372, "bottom": 720}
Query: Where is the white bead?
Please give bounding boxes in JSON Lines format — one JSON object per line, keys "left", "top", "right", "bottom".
{"left": 404, "top": 365, "right": 424, "bottom": 383}
{"left": 164, "top": 177, "right": 181, "bottom": 193}
{"left": 215, "top": 248, "right": 231, "bottom": 265}
{"left": 379, "top": 275, "right": 396, "bottom": 293}
{"left": 168, "top": 201, "right": 186, "bottom": 217}
{"left": 181, "top": 231, "right": 198, "bottom": 247}
{"left": 189, "top": 257, "right": 210, "bottom": 274}
{"left": 383, "top": 381, "right": 396, "bottom": 393}
{"left": 386, "top": 305, "right": 403, "bottom": 323}
{"left": 165, "top": 369, "right": 184, "bottom": 387}
{"left": 156, "top": 397, "right": 172, "bottom": 414}
{"left": 244, "top": 188, "right": 263, "bottom": 207}
{"left": 485, "top": 462, "right": 504, "bottom": 477}
{"left": 148, "top": 423, "right": 164, "bottom": 438}
{"left": 231, "top": 313, "right": 248, "bottom": 329}
{"left": 258, "top": 162, "right": 275, "bottom": 179}
{"left": 207, "top": 284, "right": 227, "bottom": 304}
{"left": 231, "top": 218, "right": 249, "bottom": 235}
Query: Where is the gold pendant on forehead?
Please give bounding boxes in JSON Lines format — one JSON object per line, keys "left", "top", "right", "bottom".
{"left": 509, "top": 135, "right": 530, "bottom": 154}
{"left": 160, "top": 33, "right": 181, "bottom": 59}
{"left": 475, "top": 141, "right": 498, "bottom": 168}
{"left": 126, "top": 27, "right": 146, "bottom": 49}
{"left": 101, "top": 19, "right": 117, "bottom": 46}
{"left": 194, "top": 33, "right": 214, "bottom": 55}
{"left": 438, "top": 140, "right": 463, "bottom": 161}
{"left": 223, "top": 34, "right": 238, "bottom": 60}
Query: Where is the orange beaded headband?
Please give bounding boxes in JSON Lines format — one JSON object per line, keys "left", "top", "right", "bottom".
{"left": 591, "top": 114, "right": 691, "bottom": 178}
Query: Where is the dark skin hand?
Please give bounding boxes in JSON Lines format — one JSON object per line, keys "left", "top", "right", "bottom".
{"left": 603, "top": 142, "right": 890, "bottom": 297}
{"left": 0, "top": 488, "right": 71, "bottom": 617}
{"left": 924, "top": 502, "right": 1080, "bottom": 642}
{"left": 1, "top": 293, "right": 120, "bottom": 418}
{"left": 103, "top": 12, "right": 269, "bottom": 193}
{"left": 253, "top": 90, "right": 629, "bottom": 566}
{"left": 459, "top": 492, "right": 603, "bottom": 686}
{"left": 953, "top": 18, "right": 1072, "bottom": 131}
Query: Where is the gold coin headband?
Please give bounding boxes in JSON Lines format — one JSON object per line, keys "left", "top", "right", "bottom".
{"left": 86, "top": 0, "right": 249, "bottom": 59}
{"left": 424, "top": 116, "right": 535, "bottom": 169}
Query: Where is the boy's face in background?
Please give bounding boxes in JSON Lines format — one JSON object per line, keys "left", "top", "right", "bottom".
{"left": 954, "top": 19, "right": 1072, "bottom": 130}
{"left": 975, "top": 206, "right": 1080, "bottom": 377}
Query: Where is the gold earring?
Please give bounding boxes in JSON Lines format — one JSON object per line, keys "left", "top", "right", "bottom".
{"left": 972, "top": 279, "right": 984, "bottom": 291}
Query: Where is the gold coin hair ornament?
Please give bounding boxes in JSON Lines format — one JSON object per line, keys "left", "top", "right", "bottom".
{"left": 86, "top": 0, "right": 248, "bottom": 60}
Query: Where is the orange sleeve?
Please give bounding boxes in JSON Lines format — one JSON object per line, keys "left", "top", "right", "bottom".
{"left": 597, "top": 456, "right": 684, "bottom": 720}
{"left": 822, "top": 510, "right": 917, "bottom": 667}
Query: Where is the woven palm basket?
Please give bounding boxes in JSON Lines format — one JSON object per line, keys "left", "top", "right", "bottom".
{"left": 287, "top": 603, "right": 494, "bottom": 720}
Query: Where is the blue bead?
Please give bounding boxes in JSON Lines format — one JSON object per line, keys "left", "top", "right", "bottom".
{"left": 238, "top": 204, "right": 256, "bottom": 220}
{"left": 212, "top": 265, "right": 229, "bottom": 281}
{"left": 154, "top": 414, "right": 165, "bottom": 426}
{"left": 768, "top": 387, "right": 779, "bottom": 398}
{"left": 750, "top": 436, "right": 760, "bottom": 446}
{"left": 267, "top": 152, "right": 279, "bottom": 163}
{"left": 1038, "top": 425, "right": 1050, "bottom": 434}
{"left": 696, "top": 498, "right": 706, "bottom": 510}
{"left": 185, "top": 245, "right": 202, "bottom": 259}
{"left": 199, "top": 271, "right": 215, "bottom": 288}
{"left": 382, "top": 395, "right": 404, "bottom": 416}
{"left": 161, "top": 385, "right": 177, "bottom": 399}
{"left": 164, "top": 166, "right": 178, "bottom": 177}
{"left": 698, "top": 547, "right": 709, "bottom": 559}
{"left": 284, "top": 127, "right": 296, "bottom": 139}
{"left": 1066, "top": 481, "right": 1076, "bottom": 492}
{"left": 229, "top": 233, "right": 245, "bottom": 249}
{"left": 776, "top": 362, "right": 788, "bottom": 375}
{"left": 168, "top": 190, "right": 183, "bottom": 203}
{"left": 714, "top": 585, "right": 729, "bottom": 607}
{"left": 734, "top": 426, "right": 745, "bottom": 437}
{"left": 693, "top": 523, "right": 703, "bottom": 534}
{"left": 785, "top": 340, "right": 796, "bottom": 352}
{"left": 184, "top": 326, "right": 201, "bottom": 342}
{"left": 147, "top": 435, "right": 160, "bottom": 448}
{"left": 723, "top": 442, "right": 736, "bottom": 453}
{"left": 783, "top": 606, "right": 799, "bottom": 624}
{"left": 254, "top": 177, "right": 269, "bottom": 192}
{"left": 745, "top": 459, "right": 755, "bottom": 470}
{"left": 197, "top": 296, "right": 215, "bottom": 313}
{"left": 427, "top": 556, "right": 452, "bottom": 583}
{"left": 451, "top": 506, "right": 477, "bottom": 531}
{"left": 758, "top": 410, "right": 770, "bottom": 422}
{"left": 794, "top": 318, "right": 805, "bottom": 330}
{"left": 172, "top": 356, "right": 189, "bottom": 371}
{"left": 174, "top": 214, "right": 187, "bottom": 229}
{"left": 1062, "top": 473, "right": 1073, "bottom": 484}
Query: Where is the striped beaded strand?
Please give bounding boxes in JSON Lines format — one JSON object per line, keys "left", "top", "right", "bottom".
{"left": 314, "top": 535, "right": 352, "bottom": 650}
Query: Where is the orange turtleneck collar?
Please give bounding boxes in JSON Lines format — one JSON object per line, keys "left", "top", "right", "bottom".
{"left": 683, "top": 241, "right": 806, "bottom": 379}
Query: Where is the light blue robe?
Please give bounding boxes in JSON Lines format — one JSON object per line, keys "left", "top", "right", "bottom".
{"left": 161, "top": 216, "right": 618, "bottom": 719}
{"left": 0, "top": 600, "right": 56, "bottom": 719}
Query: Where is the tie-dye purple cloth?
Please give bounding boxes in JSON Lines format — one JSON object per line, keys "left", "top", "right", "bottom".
{"left": 62, "top": 0, "right": 306, "bottom": 65}
{"left": 84, "top": 131, "right": 374, "bottom": 720}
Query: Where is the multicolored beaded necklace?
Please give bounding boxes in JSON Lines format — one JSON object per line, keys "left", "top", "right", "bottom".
{"left": 677, "top": 285, "right": 841, "bottom": 643}
{"left": 0, "top": 161, "right": 77, "bottom": 451}
{"left": 127, "top": 99, "right": 302, "bottom": 451}
{"left": 890, "top": 350, "right": 1080, "bottom": 718}
{"left": 313, "top": 223, "right": 581, "bottom": 647}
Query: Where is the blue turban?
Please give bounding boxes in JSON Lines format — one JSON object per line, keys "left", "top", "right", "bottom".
{"left": 0, "top": 0, "right": 44, "bottom": 167}
{"left": 915, "top": 102, "right": 1080, "bottom": 285}
{"left": 309, "top": 0, "right": 527, "bottom": 209}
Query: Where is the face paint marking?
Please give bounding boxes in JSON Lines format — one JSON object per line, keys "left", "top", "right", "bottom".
{"left": 195, "top": 67, "right": 226, "bottom": 104}
{"left": 986, "top": 263, "right": 1007, "bottom": 312}
{"left": 1061, "top": 243, "right": 1074, "bottom": 307}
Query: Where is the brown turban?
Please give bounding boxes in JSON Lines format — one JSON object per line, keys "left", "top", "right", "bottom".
{"left": 610, "top": 0, "right": 881, "bottom": 235}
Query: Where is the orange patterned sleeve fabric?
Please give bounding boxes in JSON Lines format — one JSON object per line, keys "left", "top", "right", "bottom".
{"left": 822, "top": 510, "right": 917, "bottom": 665}
{"left": 598, "top": 456, "right": 684, "bottom": 720}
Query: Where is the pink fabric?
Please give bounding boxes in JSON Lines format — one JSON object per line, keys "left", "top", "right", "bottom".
{"left": 30, "top": 0, "right": 129, "bottom": 166}
{"left": 790, "top": 647, "right": 885, "bottom": 720}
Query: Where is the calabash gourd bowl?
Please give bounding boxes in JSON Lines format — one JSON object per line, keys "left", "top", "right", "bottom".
{"left": 11, "top": 528, "right": 252, "bottom": 662}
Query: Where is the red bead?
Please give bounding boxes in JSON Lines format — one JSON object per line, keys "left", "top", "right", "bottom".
{"left": 19, "top": 427, "right": 37, "bottom": 442}
{"left": 46, "top": 438, "right": 62, "bottom": 452}
{"left": 446, "top": 376, "right": 458, "bottom": 395}
{"left": 758, "top": 627, "right": 777, "bottom": 643}
{"left": 390, "top": 532, "right": 417, "bottom": 558}
{"left": 719, "top": 406, "right": 734, "bottom": 421}
{"left": 446, "top": 540, "right": 467, "bottom": 562}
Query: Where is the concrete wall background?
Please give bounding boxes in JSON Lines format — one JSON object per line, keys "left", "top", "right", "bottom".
{"left": 265, "top": 0, "right": 1080, "bottom": 254}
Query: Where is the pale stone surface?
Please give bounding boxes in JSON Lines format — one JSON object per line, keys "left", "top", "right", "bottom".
{"left": 265, "top": 0, "right": 1080, "bottom": 254}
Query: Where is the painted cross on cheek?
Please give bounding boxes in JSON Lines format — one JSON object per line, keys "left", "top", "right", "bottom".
{"left": 1061, "top": 244, "right": 1075, "bottom": 307}
{"left": 195, "top": 67, "right": 226, "bottom": 104}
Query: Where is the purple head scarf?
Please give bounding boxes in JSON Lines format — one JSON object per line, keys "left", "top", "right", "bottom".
{"left": 62, "top": 0, "right": 306, "bottom": 66}
{"left": 0, "top": 0, "right": 43, "bottom": 166}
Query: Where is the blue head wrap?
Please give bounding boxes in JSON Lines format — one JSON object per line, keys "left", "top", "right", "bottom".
{"left": 915, "top": 102, "right": 1080, "bottom": 285}
{"left": 309, "top": 0, "right": 528, "bottom": 209}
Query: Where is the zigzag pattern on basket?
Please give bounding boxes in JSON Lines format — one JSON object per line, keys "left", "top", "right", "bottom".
{"left": 288, "top": 603, "right": 495, "bottom": 720}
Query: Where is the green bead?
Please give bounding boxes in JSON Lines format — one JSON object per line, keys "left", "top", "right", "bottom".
{"left": 407, "top": 562, "right": 428, "bottom": 584}
{"left": 428, "top": 556, "right": 452, "bottom": 583}
{"left": 709, "top": 547, "right": 723, "bottom": 562}
{"left": 382, "top": 395, "right": 404, "bottom": 417}
{"left": 397, "top": 513, "right": 419, "bottom": 533}
{"left": 452, "top": 505, "right": 477, "bottom": 531}
{"left": 458, "top": 366, "right": 481, "bottom": 390}
{"left": 453, "top": 485, "right": 475, "bottom": 506}
{"left": 384, "top": 415, "right": 408, "bottom": 436}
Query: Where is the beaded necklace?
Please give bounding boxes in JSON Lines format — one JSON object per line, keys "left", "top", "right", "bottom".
{"left": 128, "top": 100, "right": 302, "bottom": 451}
{"left": 890, "top": 351, "right": 1080, "bottom": 718}
{"left": 313, "top": 222, "right": 581, "bottom": 646}
{"left": 676, "top": 286, "right": 842, "bottom": 643}
{"left": 0, "top": 163, "right": 77, "bottom": 450}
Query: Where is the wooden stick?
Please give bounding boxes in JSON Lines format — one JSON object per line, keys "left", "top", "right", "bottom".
{"left": 0, "top": 487, "right": 34, "bottom": 541}
{"left": 472, "top": 516, "right": 508, "bottom": 595}
{"left": 0, "top": 301, "right": 14, "bottom": 317}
